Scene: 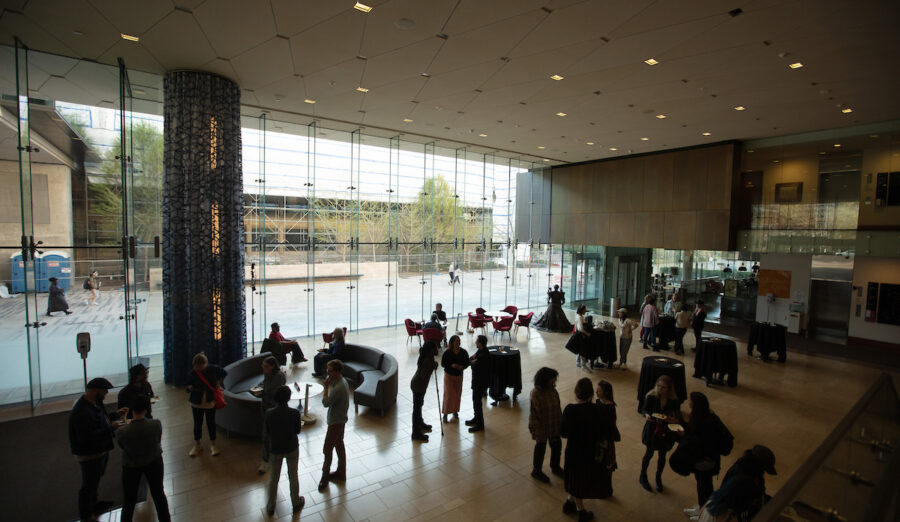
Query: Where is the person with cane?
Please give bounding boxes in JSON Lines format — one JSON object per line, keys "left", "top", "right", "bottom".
{"left": 410, "top": 341, "right": 439, "bottom": 442}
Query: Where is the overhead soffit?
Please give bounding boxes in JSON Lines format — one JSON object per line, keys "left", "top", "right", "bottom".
{"left": 0, "top": 0, "right": 897, "bottom": 166}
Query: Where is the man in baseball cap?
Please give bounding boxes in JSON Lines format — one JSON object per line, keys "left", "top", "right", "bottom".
{"left": 69, "top": 377, "right": 128, "bottom": 521}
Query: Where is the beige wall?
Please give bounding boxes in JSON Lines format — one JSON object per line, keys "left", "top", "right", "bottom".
{"left": 0, "top": 160, "right": 73, "bottom": 285}
{"left": 548, "top": 144, "right": 737, "bottom": 249}
{"left": 849, "top": 257, "right": 900, "bottom": 344}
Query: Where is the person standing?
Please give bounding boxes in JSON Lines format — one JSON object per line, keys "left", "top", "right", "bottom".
{"left": 118, "top": 364, "right": 156, "bottom": 419}
{"left": 465, "top": 335, "right": 490, "bottom": 433}
{"left": 441, "top": 335, "right": 469, "bottom": 423}
{"left": 186, "top": 353, "right": 227, "bottom": 457}
{"left": 411, "top": 341, "right": 439, "bottom": 442}
{"left": 528, "top": 367, "right": 563, "bottom": 483}
{"left": 674, "top": 304, "right": 692, "bottom": 356}
{"left": 639, "top": 375, "right": 681, "bottom": 493}
{"left": 691, "top": 301, "right": 707, "bottom": 351}
{"left": 616, "top": 308, "right": 639, "bottom": 369}
{"left": 255, "top": 356, "right": 286, "bottom": 474}
{"left": 69, "top": 377, "right": 127, "bottom": 522}
{"left": 640, "top": 295, "right": 659, "bottom": 350}
{"left": 319, "top": 359, "right": 349, "bottom": 491}
{"left": 115, "top": 395, "right": 171, "bottom": 522}
{"left": 264, "top": 385, "right": 305, "bottom": 516}
{"left": 313, "top": 327, "right": 345, "bottom": 377}
{"left": 680, "top": 392, "right": 733, "bottom": 514}
{"left": 572, "top": 305, "right": 590, "bottom": 369}
{"left": 561, "top": 378, "right": 613, "bottom": 521}
{"left": 48, "top": 277, "right": 72, "bottom": 316}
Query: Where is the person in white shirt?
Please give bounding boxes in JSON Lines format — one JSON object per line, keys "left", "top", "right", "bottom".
{"left": 674, "top": 305, "right": 693, "bottom": 355}
{"left": 640, "top": 296, "right": 659, "bottom": 350}
{"left": 573, "top": 305, "right": 590, "bottom": 368}
{"left": 617, "top": 308, "right": 639, "bottom": 369}
{"left": 664, "top": 293, "right": 681, "bottom": 315}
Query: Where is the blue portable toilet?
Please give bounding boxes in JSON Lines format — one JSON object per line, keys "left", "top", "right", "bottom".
{"left": 10, "top": 251, "right": 26, "bottom": 293}
{"left": 36, "top": 251, "right": 72, "bottom": 292}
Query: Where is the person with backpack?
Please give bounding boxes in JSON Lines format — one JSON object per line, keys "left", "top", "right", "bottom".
{"left": 83, "top": 271, "right": 100, "bottom": 305}
{"left": 680, "top": 392, "right": 733, "bottom": 516}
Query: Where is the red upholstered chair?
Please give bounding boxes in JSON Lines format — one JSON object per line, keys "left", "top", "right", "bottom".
{"left": 502, "top": 305, "right": 518, "bottom": 317}
{"left": 475, "top": 307, "right": 493, "bottom": 322}
{"left": 404, "top": 319, "right": 423, "bottom": 346}
{"left": 467, "top": 313, "right": 488, "bottom": 336}
{"left": 322, "top": 327, "right": 348, "bottom": 348}
{"left": 421, "top": 327, "right": 445, "bottom": 346}
{"left": 492, "top": 315, "right": 515, "bottom": 341}
{"left": 514, "top": 312, "right": 534, "bottom": 337}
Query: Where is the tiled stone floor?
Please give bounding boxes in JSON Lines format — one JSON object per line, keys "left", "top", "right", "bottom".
{"left": 32, "top": 320, "right": 893, "bottom": 521}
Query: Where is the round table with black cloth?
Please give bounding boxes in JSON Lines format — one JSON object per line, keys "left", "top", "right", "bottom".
{"left": 637, "top": 356, "right": 687, "bottom": 413}
{"left": 747, "top": 322, "right": 787, "bottom": 362}
{"left": 487, "top": 346, "right": 523, "bottom": 404}
{"left": 692, "top": 337, "right": 738, "bottom": 387}
{"left": 581, "top": 326, "right": 618, "bottom": 365}
{"left": 654, "top": 315, "right": 677, "bottom": 349}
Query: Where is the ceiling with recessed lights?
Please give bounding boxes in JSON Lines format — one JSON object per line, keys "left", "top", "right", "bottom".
{"left": 1, "top": 0, "right": 899, "bottom": 165}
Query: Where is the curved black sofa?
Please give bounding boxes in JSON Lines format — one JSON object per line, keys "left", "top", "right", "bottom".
{"left": 340, "top": 344, "right": 398, "bottom": 416}
{"left": 216, "top": 353, "right": 267, "bottom": 439}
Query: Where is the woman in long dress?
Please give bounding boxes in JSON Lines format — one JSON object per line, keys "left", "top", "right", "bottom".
{"left": 561, "top": 378, "right": 614, "bottom": 521}
{"left": 534, "top": 284, "right": 573, "bottom": 332}
{"left": 47, "top": 277, "right": 72, "bottom": 316}
{"left": 440, "top": 335, "right": 469, "bottom": 422}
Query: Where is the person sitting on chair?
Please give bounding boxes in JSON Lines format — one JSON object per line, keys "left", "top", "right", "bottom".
{"left": 269, "top": 322, "right": 307, "bottom": 364}
{"left": 424, "top": 313, "right": 443, "bottom": 331}
{"left": 433, "top": 303, "right": 448, "bottom": 328}
{"left": 312, "top": 327, "right": 345, "bottom": 378}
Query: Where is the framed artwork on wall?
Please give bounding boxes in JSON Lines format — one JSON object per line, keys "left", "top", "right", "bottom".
{"left": 774, "top": 182, "right": 803, "bottom": 203}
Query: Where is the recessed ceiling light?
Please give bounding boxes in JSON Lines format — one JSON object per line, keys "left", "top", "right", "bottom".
{"left": 421, "top": 72, "right": 431, "bottom": 78}
{"left": 356, "top": 86, "right": 369, "bottom": 93}
{"left": 773, "top": 160, "right": 780, "bottom": 163}
{"left": 734, "top": 106, "right": 746, "bottom": 111}
{"left": 640, "top": 137, "right": 649, "bottom": 141}
{"left": 841, "top": 108, "right": 853, "bottom": 114}
{"left": 818, "top": 151, "right": 826, "bottom": 155}
{"left": 550, "top": 74, "right": 564, "bottom": 81}
{"left": 747, "top": 149, "right": 755, "bottom": 153}
{"left": 478, "top": 133, "right": 487, "bottom": 137}
{"left": 542, "top": 159, "right": 550, "bottom": 162}
{"left": 644, "top": 58, "right": 659, "bottom": 66}
{"left": 702, "top": 132, "right": 711, "bottom": 136}
{"left": 304, "top": 99, "right": 316, "bottom": 104}
{"left": 833, "top": 143, "right": 841, "bottom": 147}
{"left": 403, "top": 118, "right": 413, "bottom": 123}
{"left": 538, "top": 146, "right": 545, "bottom": 149}
{"left": 586, "top": 142, "right": 594, "bottom": 145}
{"left": 609, "top": 147, "right": 617, "bottom": 151}
{"left": 121, "top": 33, "right": 140, "bottom": 42}
{"left": 789, "top": 62, "right": 803, "bottom": 69}
{"left": 73, "top": 30, "right": 84, "bottom": 36}
{"left": 133, "top": 89, "right": 146, "bottom": 95}
{"left": 353, "top": 2, "right": 373, "bottom": 13}
{"left": 656, "top": 114, "right": 666, "bottom": 119}
{"left": 556, "top": 112, "right": 567, "bottom": 117}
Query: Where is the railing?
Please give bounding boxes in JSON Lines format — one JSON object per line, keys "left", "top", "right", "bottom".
{"left": 736, "top": 229, "right": 900, "bottom": 257}
{"left": 754, "top": 373, "right": 900, "bottom": 521}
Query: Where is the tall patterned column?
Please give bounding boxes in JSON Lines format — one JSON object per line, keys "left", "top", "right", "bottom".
{"left": 163, "top": 71, "right": 246, "bottom": 385}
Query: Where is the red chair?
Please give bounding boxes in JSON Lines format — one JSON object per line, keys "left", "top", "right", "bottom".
{"left": 492, "top": 315, "right": 515, "bottom": 341}
{"left": 421, "top": 327, "right": 445, "bottom": 346}
{"left": 468, "top": 313, "right": 488, "bottom": 336}
{"left": 502, "top": 305, "right": 518, "bottom": 317}
{"left": 514, "top": 312, "right": 534, "bottom": 337}
{"left": 404, "top": 319, "right": 423, "bottom": 346}
{"left": 322, "top": 327, "right": 348, "bottom": 348}
{"left": 475, "top": 307, "right": 494, "bottom": 322}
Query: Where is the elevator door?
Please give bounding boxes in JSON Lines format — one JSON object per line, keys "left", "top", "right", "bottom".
{"left": 616, "top": 257, "right": 641, "bottom": 309}
{"left": 808, "top": 280, "right": 851, "bottom": 345}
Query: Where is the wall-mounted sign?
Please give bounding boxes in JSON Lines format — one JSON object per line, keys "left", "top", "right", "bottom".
{"left": 758, "top": 269, "right": 791, "bottom": 299}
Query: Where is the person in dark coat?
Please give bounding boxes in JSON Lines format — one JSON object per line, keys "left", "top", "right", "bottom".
{"left": 718, "top": 445, "right": 776, "bottom": 518}
{"left": 264, "top": 386, "right": 305, "bottom": 516}
{"left": 313, "top": 327, "right": 346, "bottom": 377}
{"left": 691, "top": 301, "right": 707, "bottom": 351}
{"left": 534, "top": 284, "right": 573, "bottom": 332}
{"left": 117, "top": 363, "right": 156, "bottom": 419}
{"left": 595, "top": 379, "right": 620, "bottom": 471}
{"left": 639, "top": 374, "right": 681, "bottom": 493}
{"left": 465, "top": 335, "right": 490, "bottom": 433}
{"left": 410, "top": 341, "right": 439, "bottom": 442}
{"left": 48, "top": 277, "right": 72, "bottom": 315}
{"left": 69, "top": 377, "right": 128, "bottom": 522}
{"left": 254, "top": 356, "right": 286, "bottom": 474}
{"left": 186, "top": 353, "right": 227, "bottom": 457}
{"left": 528, "top": 367, "right": 563, "bottom": 483}
{"left": 680, "top": 392, "right": 733, "bottom": 513}
{"left": 115, "top": 395, "right": 171, "bottom": 522}
{"left": 561, "top": 377, "right": 613, "bottom": 522}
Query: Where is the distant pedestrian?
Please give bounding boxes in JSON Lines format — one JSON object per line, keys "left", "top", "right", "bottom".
{"left": 264, "top": 385, "right": 305, "bottom": 516}
{"left": 83, "top": 271, "right": 100, "bottom": 305}
{"left": 115, "top": 395, "right": 171, "bottom": 522}
{"left": 48, "top": 277, "right": 72, "bottom": 315}
{"left": 69, "top": 377, "right": 128, "bottom": 522}
{"left": 319, "top": 359, "right": 349, "bottom": 491}
{"left": 528, "top": 367, "right": 563, "bottom": 483}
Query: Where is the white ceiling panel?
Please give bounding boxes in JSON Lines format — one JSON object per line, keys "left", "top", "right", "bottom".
{"left": 0, "top": 10, "right": 75, "bottom": 57}
{"left": 359, "top": 0, "right": 456, "bottom": 57}
{"left": 303, "top": 59, "right": 365, "bottom": 100}
{"left": 230, "top": 36, "right": 293, "bottom": 90}
{"left": 270, "top": 0, "right": 351, "bottom": 37}
{"left": 24, "top": 0, "right": 120, "bottom": 59}
{"left": 193, "top": 0, "right": 277, "bottom": 59}
{"left": 610, "top": 0, "right": 730, "bottom": 40}
{"left": 65, "top": 60, "right": 120, "bottom": 103}
{"left": 416, "top": 61, "right": 503, "bottom": 102}
{"left": 98, "top": 39, "right": 164, "bottom": 77}
{"left": 140, "top": 10, "right": 217, "bottom": 70}
{"left": 289, "top": 9, "right": 364, "bottom": 76}
{"left": 362, "top": 37, "right": 442, "bottom": 89}
{"left": 87, "top": 0, "right": 174, "bottom": 36}
{"left": 199, "top": 57, "right": 241, "bottom": 84}
{"left": 443, "top": 0, "right": 545, "bottom": 35}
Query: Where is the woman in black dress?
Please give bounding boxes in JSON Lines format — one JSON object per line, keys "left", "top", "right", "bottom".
{"left": 47, "top": 277, "right": 72, "bottom": 315}
{"left": 561, "top": 378, "right": 613, "bottom": 521}
{"left": 595, "top": 379, "right": 619, "bottom": 472}
{"left": 681, "top": 392, "right": 732, "bottom": 514}
{"left": 534, "top": 284, "right": 573, "bottom": 332}
{"left": 639, "top": 374, "right": 681, "bottom": 493}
